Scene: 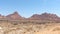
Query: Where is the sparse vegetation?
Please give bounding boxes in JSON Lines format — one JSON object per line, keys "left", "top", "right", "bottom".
{"left": 0, "top": 20, "right": 60, "bottom": 34}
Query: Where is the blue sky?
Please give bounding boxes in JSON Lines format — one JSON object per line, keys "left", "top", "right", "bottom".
{"left": 0, "top": 0, "right": 60, "bottom": 18}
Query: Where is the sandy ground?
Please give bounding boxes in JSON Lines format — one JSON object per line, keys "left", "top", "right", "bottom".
{"left": 0, "top": 22, "right": 60, "bottom": 34}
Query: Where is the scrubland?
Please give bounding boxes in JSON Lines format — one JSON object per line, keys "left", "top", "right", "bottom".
{"left": 0, "top": 21, "right": 60, "bottom": 34}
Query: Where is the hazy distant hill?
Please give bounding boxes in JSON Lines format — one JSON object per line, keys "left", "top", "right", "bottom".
{"left": 6, "top": 11, "right": 24, "bottom": 20}
{"left": 29, "top": 13, "right": 59, "bottom": 20}
{"left": 28, "top": 13, "right": 60, "bottom": 22}
{"left": 0, "top": 12, "right": 60, "bottom": 22}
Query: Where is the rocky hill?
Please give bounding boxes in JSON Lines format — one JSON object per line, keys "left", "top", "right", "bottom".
{"left": 6, "top": 11, "right": 24, "bottom": 20}
{"left": 28, "top": 12, "right": 60, "bottom": 22}
{"left": 0, "top": 12, "right": 60, "bottom": 22}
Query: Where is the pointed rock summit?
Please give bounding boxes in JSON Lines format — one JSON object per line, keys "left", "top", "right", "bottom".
{"left": 6, "top": 11, "right": 24, "bottom": 20}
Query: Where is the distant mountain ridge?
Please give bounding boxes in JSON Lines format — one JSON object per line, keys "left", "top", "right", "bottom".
{"left": 0, "top": 11, "right": 60, "bottom": 22}
{"left": 29, "top": 13, "right": 59, "bottom": 20}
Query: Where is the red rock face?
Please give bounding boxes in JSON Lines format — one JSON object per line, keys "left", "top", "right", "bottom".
{"left": 6, "top": 12, "right": 24, "bottom": 20}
